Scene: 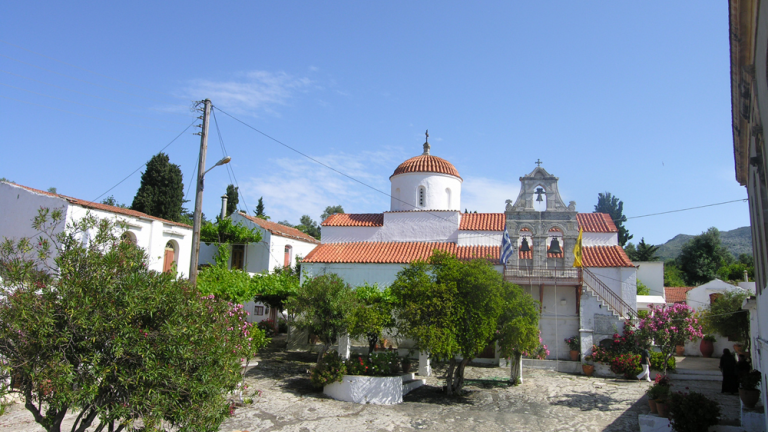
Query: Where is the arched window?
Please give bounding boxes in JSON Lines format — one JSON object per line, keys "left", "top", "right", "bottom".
{"left": 446, "top": 188, "right": 452, "bottom": 209}
{"left": 284, "top": 245, "right": 293, "bottom": 267}
{"left": 418, "top": 186, "right": 426, "bottom": 207}
{"left": 533, "top": 185, "right": 547, "bottom": 212}
{"left": 163, "top": 241, "right": 177, "bottom": 275}
{"left": 121, "top": 231, "right": 137, "bottom": 245}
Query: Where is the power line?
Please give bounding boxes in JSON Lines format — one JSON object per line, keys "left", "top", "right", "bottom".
{"left": 90, "top": 119, "right": 198, "bottom": 203}
{"left": 0, "top": 39, "right": 186, "bottom": 100}
{"left": 626, "top": 199, "right": 748, "bottom": 220}
{"left": 211, "top": 108, "right": 250, "bottom": 215}
{"left": 1, "top": 95, "right": 175, "bottom": 131}
{"left": 0, "top": 82, "right": 190, "bottom": 126}
{"left": 1, "top": 54, "right": 173, "bottom": 105}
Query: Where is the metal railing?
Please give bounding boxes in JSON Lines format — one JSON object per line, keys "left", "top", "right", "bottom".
{"left": 581, "top": 267, "right": 637, "bottom": 319}
{"left": 503, "top": 267, "right": 580, "bottom": 280}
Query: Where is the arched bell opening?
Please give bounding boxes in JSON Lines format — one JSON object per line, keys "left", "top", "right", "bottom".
{"left": 533, "top": 184, "right": 547, "bottom": 212}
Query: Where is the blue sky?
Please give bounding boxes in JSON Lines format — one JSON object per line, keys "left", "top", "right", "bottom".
{"left": 1, "top": 2, "right": 747, "bottom": 246}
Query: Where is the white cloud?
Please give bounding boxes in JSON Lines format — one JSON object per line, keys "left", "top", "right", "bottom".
{"left": 182, "top": 70, "right": 313, "bottom": 116}
{"left": 461, "top": 177, "right": 519, "bottom": 213}
{"left": 238, "top": 150, "right": 406, "bottom": 224}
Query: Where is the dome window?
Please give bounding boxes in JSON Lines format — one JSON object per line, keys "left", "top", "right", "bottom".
{"left": 418, "top": 186, "right": 426, "bottom": 207}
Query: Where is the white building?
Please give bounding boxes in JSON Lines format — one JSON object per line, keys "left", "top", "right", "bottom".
{"left": 301, "top": 138, "right": 637, "bottom": 361}
{"left": 199, "top": 208, "right": 319, "bottom": 324}
{"left": 0, "top": 182, "right": 192, "bottom": 276}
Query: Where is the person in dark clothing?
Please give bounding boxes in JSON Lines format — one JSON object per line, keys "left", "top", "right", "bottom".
{"left": 720, "top": 348, "right": 739, "bottom": 394}
{"left": 637, "top": 347, "right": 651, "bottom": 382}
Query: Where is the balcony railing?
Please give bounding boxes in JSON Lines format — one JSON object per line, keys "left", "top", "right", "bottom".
{"left": 503, "top": 266, "right": 581, "bottom": 285}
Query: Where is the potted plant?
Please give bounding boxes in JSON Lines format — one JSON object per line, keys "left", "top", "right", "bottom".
{"left": 675, "top": 344, "right": 685, "bottom": 356}
{"left": 651, "top": 375, "right": 672, "bottom": 418}
{"left": 668, "top": 391, "right": 721, "bottom": 432}
{"left": 740, "top": 369, "right": 762, "bottom": 409}
{"left": 699, "top": 335, "right": 716, "bottom": 358}
{"left": 582, "top": 355, "right": 595, "bottom": 377}
{"left": 401, "top": 354, "right": 412, "bottom": 373}
{"left": 565, "top": 336, "right": 580, "bottom": 361}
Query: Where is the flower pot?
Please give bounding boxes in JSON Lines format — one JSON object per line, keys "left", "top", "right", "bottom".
{"left": 569, "top": 350, "right": 579, "bottom": 361}
{"left": 675, "top": 345, "right": 685, "bottom": 356}
{"left": 655, "top": 401, "right": 669, "bottom": 418}
{"left": 402, "top": 360, "right": 412, "bottom": 374}
{"left": 740, "top": 388, "right": 761, "bottom": 409}
{"left": 582, "top": 364, "right": 594, "bottom": 376}
{"left": 648, "top": 398, "right": 657, "bottom": 414}
{"left": 700, "top": 339, "right": 714, "bottom": 358}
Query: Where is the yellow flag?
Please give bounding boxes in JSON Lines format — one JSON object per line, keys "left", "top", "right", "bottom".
{"left": 572, "top": 228, "right": 583, "bottom": 268}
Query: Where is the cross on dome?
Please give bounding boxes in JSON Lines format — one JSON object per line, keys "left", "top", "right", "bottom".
{"left": 423, "top": 129, "right": 430, "bottom": 155}
{"left": 536, "top": 158, "right": 543, "bottom": 167}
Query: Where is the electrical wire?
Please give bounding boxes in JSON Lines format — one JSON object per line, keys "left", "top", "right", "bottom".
{"left": 626, "top": 199, "right": 748, "bottom": 220}
{"left": 1, "top": 39, "right": 187, "bottom": 100}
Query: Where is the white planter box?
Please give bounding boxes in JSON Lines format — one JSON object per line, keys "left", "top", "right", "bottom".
{"left": 324, "top": 375, "right": 404, "bottom": 405}
{"left": 594, "top": 363, "right": 616, "bottom": 378}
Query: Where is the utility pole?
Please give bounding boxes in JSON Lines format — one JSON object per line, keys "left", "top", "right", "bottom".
{"left": 189, "top": 99, "right": 211, "bottom": 285}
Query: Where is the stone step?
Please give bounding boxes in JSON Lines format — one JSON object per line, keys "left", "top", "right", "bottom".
{"left": 402, "top": 378, "right": 426, "bottom": 395}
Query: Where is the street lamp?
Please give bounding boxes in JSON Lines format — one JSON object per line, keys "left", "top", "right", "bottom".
{"left": 188, "top": 101, "right": 231, "bottom": 285}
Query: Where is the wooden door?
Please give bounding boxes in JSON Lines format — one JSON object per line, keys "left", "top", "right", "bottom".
{"left": 163, "top": 248, "right": 175, "bottom": 273}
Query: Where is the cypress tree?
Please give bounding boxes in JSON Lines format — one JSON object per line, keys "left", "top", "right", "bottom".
{"left": 131, "top": 152, "right": 184, "bottom": 221}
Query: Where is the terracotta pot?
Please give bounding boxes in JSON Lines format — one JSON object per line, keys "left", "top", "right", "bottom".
{"left": 582, "top": 364, "right": 594, "bottom": 376}
{"left": 740, "top": 388, "right": 761, "bottom": 409}
{"left": 655, "top": 401, "right": 669, "bottom": 418}
{"left": 648, "top": 398, "right": 657, "bottom": 414}
{"left": 675, "top": 345, "right": 685, "bottom": 356}
{"left": 700, "top": 339, "right": 714, "bottom": 358}
{"left": 569, "top": 350, "right": 579, "bottom": 361}
{"left": 402, "top": 360, "right": 412, "bottom": 374}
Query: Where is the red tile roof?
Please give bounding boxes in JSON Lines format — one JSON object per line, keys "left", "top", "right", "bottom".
{"left": 302, "top": 242, "right": 498, "bottom": 264}
{"left": 11, "top": 183, "right": 191, "bottom": 229}
{"left": 582, "top": 246, "right": 633, "bottom": 267}
{"left": 391, "top": 155, "right": 461, "bottom": 179}
{"left": 576, "top": 213, "right": 618, "bottom": 233}
{"left": 664, "top": 286, "right": 695, "bottom": 303}
{"left": 459, "top": 213, "right": 504, "bottom": 231}
{"left": 321, "top": 213, "right": 384, "bottom": 227}
{"left": 239, "top": 212, "right": 320, "bottom": 244}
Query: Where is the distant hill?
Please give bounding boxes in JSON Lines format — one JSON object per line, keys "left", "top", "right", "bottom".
{"left": 654, "top": 226, "right": 753, "bottom": 261}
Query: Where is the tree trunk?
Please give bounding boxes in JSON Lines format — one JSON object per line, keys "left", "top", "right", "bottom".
{"left": 316, "top": 344, "right": 329, "bottom": 364}
{"left": 510, "top": 353, "right": 523, "bottom": 385}
{"left": 445, "top": 358, "right": 456, "bottom": 396}
{"left": 367, "top": 334, "right": 378, "bottom": 358}
{"left": 453, "top": 358, "right": 471, "bottom": 394}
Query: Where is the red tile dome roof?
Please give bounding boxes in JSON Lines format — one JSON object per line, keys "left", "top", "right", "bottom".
{"left": 390, "top": 154, "right": 461, "bottom": 179}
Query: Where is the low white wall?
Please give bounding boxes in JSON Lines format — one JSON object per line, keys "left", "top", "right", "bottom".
{"left": 323, "top": 375, "right": 403, "bottom": 405}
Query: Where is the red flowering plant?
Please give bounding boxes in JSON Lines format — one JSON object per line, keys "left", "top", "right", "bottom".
{"left": 590, "top": 320, "right": 642, "bottom": 366}
{"left": 522, "top": 332, "right": 550, "bottom": 360}
{"left": 636, "top": 304, "right": 703, "bottom": 375}
{"left": 610, "top": 353, "right": 642, "bottom": 379}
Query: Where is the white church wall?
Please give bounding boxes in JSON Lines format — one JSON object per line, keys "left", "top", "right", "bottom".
{"left": 457, "top": 230, "right": 502, "bottom": 246}
{"left": 389, "top": 172, "right": 462, "bottom": 211}
{"left": 635, "top": 261, "right": 664, "bottom": 297}
{"left": 301, "top": 263, "right": 406, "bottom": 288}
{"left": 582, "top": 232, "right": 618, "bottom": 246}
{"left": 321, "top": 226, "right": 382, "bottom": 243}
{"left": 587, "top": 267, "right": 636, "bottom": 306}
{"left": 380, "top": 211, "right": 460, "bottom": 243}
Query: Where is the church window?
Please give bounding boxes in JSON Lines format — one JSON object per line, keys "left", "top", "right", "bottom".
{"left": 418, "top": 186, "right": 426, "bottom": 207}
{"left": 446, "top": 188, "right": 452, "bottom": 208}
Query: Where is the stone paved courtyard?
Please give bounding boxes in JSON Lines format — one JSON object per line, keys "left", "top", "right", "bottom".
{"left": 0, "top": 338, "right": 742, "bottom": 432}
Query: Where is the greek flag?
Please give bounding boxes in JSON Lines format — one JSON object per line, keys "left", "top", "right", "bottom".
{"left": 500, "top": 222, "right": 514, "bottom": 265}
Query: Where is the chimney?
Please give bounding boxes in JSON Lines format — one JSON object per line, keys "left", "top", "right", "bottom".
{"left": 220, "top": 195, "right": 228, "bottom": 219}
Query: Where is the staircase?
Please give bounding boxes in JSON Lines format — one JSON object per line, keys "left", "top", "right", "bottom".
{"left": 581, "top": 267, "right": 637, "bottom": 319}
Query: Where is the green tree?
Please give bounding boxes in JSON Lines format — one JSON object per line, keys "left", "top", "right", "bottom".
{"left": 285, "top": 273, "right": 357, "bottom": 363}
{"left": 320, "top": 205, "right": 345, "bottom": 222}
{"left": 0, "top": 209, "right": 266, "bottom": 432}
{"left": 225, "top": 184, "right": 239, "bottom": 216}
{"left": 664, "top": 261, "right": 688, "bottom": 287}
{"left": 496, "top": 283, "right": 540, "bottom": 384}
{"left": 634, "top": 238, "right": 660, "bottom": 261}
{"left": 200, "top": 217, "right": 262, "bottom": 245}
{"left": 296, "top": 215, "right": 320, "bottom": 240}
{"left": 130, "top": 152, "right": 184, "bottom": 221}
{"left": 390, "top": 251, "right": 506, "bottom": 395}
{"left": 594, "top": 192, "right": 632, "bottom": 246}
{"left": 347, "top": 284, "right": 395, "bottom": 357}
{"left": 624, "top": 242, "right": 637, "bottom": 261}
{"left": 703, "top": 290, "right": 750, "bottom": 351}
{"left": 47, "top": 187, "right": 57, "bottom": 194}
{"left": 100, "top": 195, "right": 127, "bottom": 208}
{"left": 636, "top": 304, "right": 703, "bottom": 375}
{"left": 636, "top": 279, "right": 651, "bottom": 295}
{"left": 254, "top": 197, "right": 270, "bottom": 220}
{"left": 676, "top": 227, "right": 733, "bottom": 286}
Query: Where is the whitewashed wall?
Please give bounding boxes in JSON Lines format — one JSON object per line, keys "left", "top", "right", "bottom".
{"left": 635, "top": 261, "right": 664, "bottom": 297}
{"left": 301, "top": 263, "right": 406, "bottom": 287}
{"left": 582, "top": 232, "right": 619, "bottom": 246}
{"left": 321, "top": 211, "right": 460, "bottom": 244}
{"left": 587, "top": 266, "right": 637, "bottom": 307}
{"left": 457, "top": 230, "right": 502, "bottom": 246}
{"left": 522, "top": 283, "right": 581, "bottom": 360}
{"left": 389, "top": 172, "right": 462, "bottom": 211}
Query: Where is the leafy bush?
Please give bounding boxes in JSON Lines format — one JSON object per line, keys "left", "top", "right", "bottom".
{"left": 649, "top": 352, "right": 676, "bottom": 372}
{"left": 668, "top": 391, "right": 720, "bottom": 432}
{"left": 523, "top": 332, "right": 550, "bottom": 359}
{"left": 345, "top": 352, "right": 401, "bottom": 377}
{"left": 741, "top": 370, "right": 762, "bottom": 390}
{"left": 703, "top": 334, "right": 717, "bottom": 342}
{"left": 610, "top": 354, "right": 641, "bottom": 379}
{"left": 311, "top": 351, "right": 346, "bottom": 388}
{"left": 257, "top": 319, "right": 276, "bottom": 337}
{"left": 647, "top": 381, "right": 670, "bottom": 401}
{"left": 564, "top": 336, "right": 580, "bottom": 351}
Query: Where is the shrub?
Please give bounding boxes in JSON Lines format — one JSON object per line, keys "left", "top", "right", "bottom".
{"left": 278, "top": 317, "right": 289, "bottom": 333}
{"left": 668, "top": 391, "right": 720, "bottom": 432}
{"left": 741, "top": 370, "right": 762, "bottom": 390}
{"left": 649, "top": 352, "right": 676, "bottom": 372}
{"left": 345, "top": 352, "right": 401, "bottom": 377}
{"left": 257, "top": 319, "right": 276, "bottom": 337}
{"left": 311, "top": 351, "right": 346, "bottom": 388}
{"left": 703, "top": 334, "right": 717, "bottom": 342}
{"left": 523, "top": 332, "right": 550, "bottom": 359}
{"left": 610, "top": 353, "right": 641, "bottom": 379}
{"left": 564, "top": 336, "right": 580, "bottom": 351}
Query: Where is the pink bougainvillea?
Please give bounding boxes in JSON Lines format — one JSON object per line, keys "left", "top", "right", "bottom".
{"left": 636, "top": 304, "right": 703, "bottom": 374}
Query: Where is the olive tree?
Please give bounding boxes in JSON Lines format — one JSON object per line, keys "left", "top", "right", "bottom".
{"left": 390, "top": 251, "right": 505, "bottom": 395}
{"left": 347, "top": 283, "right": 395, "bottom": 357}
{"left": 0, "top": 208, "right": 266, "bottom": 432}
{"left": 496, "top": 283, "right": 540, "bottom": 384}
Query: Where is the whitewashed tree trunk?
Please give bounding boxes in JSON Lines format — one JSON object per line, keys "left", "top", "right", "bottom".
{"left": 510, "top": 353, "right": 523, "bottom": 385}
{"left": 418, "top": 351, "right": 431, "bottom": 377}
{"left": 338, "top": 334, "right": 351, "bottom": 360}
